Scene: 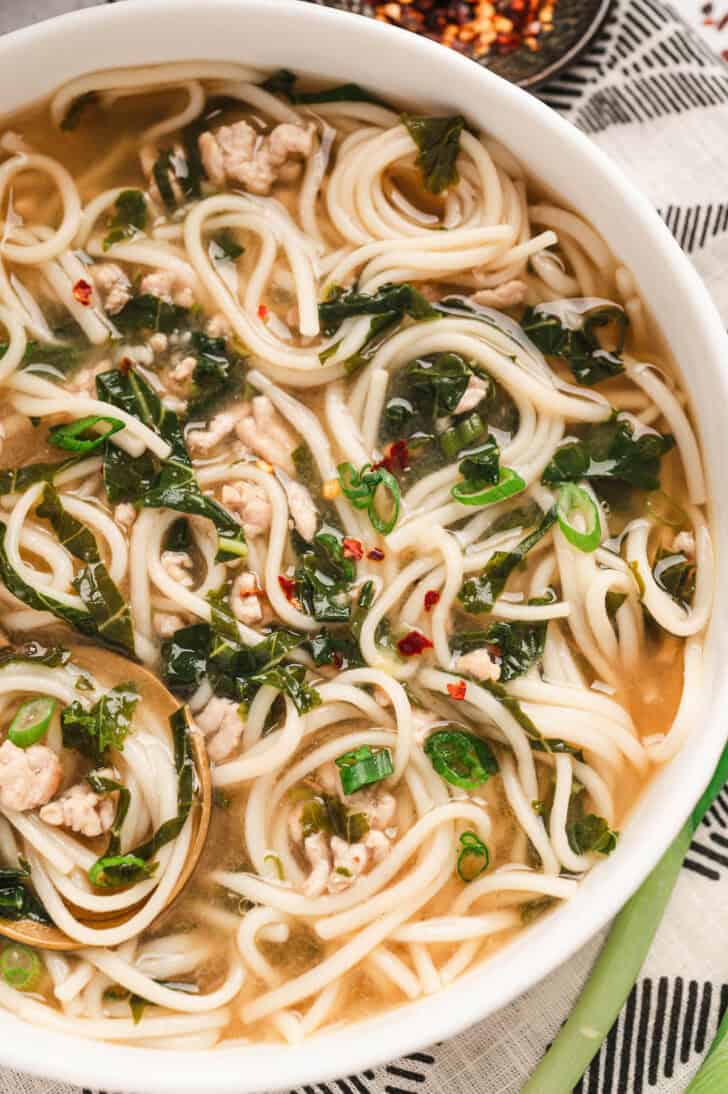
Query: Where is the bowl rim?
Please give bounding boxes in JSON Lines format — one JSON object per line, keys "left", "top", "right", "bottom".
{"left": 0, "top": 2, "right": 726, "bottom": 1091}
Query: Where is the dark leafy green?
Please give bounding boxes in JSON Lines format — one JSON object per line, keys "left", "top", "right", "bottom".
{"left": 653, "top": 548, "right": 696, "bottom": 609}
{"left": 88, "top": 708, "right": 195, "bottom": 888}
{"left": 103, "top": 189, "right": 147, "bottom": 251}
{"left": 542, "top": 417, "right": 675, "bottom": 491}
{"left": 0, "top": 864, "right": 51, "bottom": 924}
{"left": 160, "top": 591, "right": 316, "bottom": 713}
{"left": 0, "top": 456, "right": 82, "bottom": 498}
{"left": 401, "top": 114, "right": 464, "bottom": 194}
{"left": 209, "top": 230, "right": 244, "bottom": 262}
{"left": 458, "top": 434, "right": 501, "bottom": 487}
{"left": 567, "top": 813, "right": 619, "bottom": 856}
{"left": 459, "top": 506, "right": 557, "bottom": 614}
{"left": 61, "top": 683, "right": 138, "bottom": 765}
{"left": 0, "top": 641, "right": 69, "bottom": 670}
{"left": 293, "top": 526, "right": 354, "bottom": 623}
{"left": 406, "top": 352, "right": 474, "bottom": 418}
{"left": 187, "top": 332, "right": 246, "bottom": 419}
{"left": 300, "top": 792, "right": 369, "bottom": 843}
{"left": 37, "top": 484, "right": 135, "bottom": 657}
{"left": 319, "top": 283, "right": 437, "bottom": 335}
{"left": 96, "top": 367, "right": 246, "bottom": 561}
{"left": 452, "top": 616, "right": 547, "bottom": 683}
{"left": 521, "top": 305, "right": 628, "bottom": 386}
{"left": 112, "top": 294, "right": 190, "bottom": 336}
{"left": 261, "top": 69, "right": 386, "bottom": 107}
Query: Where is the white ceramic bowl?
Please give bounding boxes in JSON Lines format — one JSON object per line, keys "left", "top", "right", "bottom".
{"left": 0, "top": 2, "right": 726, "bottom": 1091}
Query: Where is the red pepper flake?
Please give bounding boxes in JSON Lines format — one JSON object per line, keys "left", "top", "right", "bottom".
{"left": 397, "top": 630, "right": 434, "bottom": 657}
{"left": 343, "top": 537, "right": 365, "bottom": 560}
{"left": 72, "top": 279, "right": 93, "bottom": 306}
{"left": 332, "top": 652, "right": 344, "bottom": 669}
{"left": 424, "top": 589, "right": 441, "bottom": 612}
{"left": 119, "top": 356, "right": 134, "bottom": 375}
{"left": 374, "top": 0, "right": 558, "bottom": 59}
{"left": 258, "top": 304, "right": 269, "bottom": 320}
{"left": 367, "top": 547, "right": 385, "bottom": 562}
{"left": 373, "top": 439, "right": 410, "bottom": 474}
{"left": 447, "top": 680, "right": 467, "bottom": 701}
{"left": 278, "top": 575, "right": 298, "bottom": 604}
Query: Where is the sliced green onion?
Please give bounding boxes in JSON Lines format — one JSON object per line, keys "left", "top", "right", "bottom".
{"left": 335, "top": 746, "right": 394, "bottom": 794}
{"left": 439, "top": 412, "right": 486, "bottom": 461}
{"left": 0, "top": 943, "right": 43, "bottom": 992}
{"left": 337, "top": 463, "right": 401, "bottom": 536}
{"left": 456, "top": 830, "right": 490, "bottom": 882}
{"left": 368, "top": 468, "right": 400, "bottom": 535}
{"left": 8, "top": 696, "right": 56, "bottom": 748}
{"left": 556, "top": 483, "right": 601, "bottom": 552}
{"left": 263, "top": 853, "right": 284, "bottom": 881}
{"left": 424, "top": 728, "right": 498, "bottom": 789}
{"left": 451, "top": 467, "right": 526, "bottom": 507}
{"left": 88, "top": 853, "right": 151, "bottom": 889}
{"left": 645, "top": 489, "right": 688, "bottom": 529}
{"left": 48, "top": 415, "right": 124, "bottom": 454}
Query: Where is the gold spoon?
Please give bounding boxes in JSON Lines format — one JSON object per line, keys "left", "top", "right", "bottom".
{"left": 0, "top": 644, "right": 212, "bottom": 952}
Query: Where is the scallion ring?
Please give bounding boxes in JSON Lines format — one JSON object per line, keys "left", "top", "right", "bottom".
{"left": 88, "top": 853, "right": 149, "bottom": 889}
{"left": 337, "top": 462, "right": 401, "bottom": 536}
{"left": 335, "top": 745, "right": 394, "bottom": 794}
{"left": 48, "top": 414, "right": 125, "bottom": 454}
{"left": 424, "top": 728, "right": 498, "bottom": 789}
{"left": 367, "top": 467, "right": 400, "bottom": 535}
{"left": 7, "top": 696, "right": 56, "bottom": 749}
{"left": 556, "top": 483, "right": 601, "bottom": 552}
{"left": 456, "top": 831, "right": 490, "bottom": 882}
{"left": 451, "top": 467, "right": 526, "bottom": 507}
{"left": 0, "top": 943, "right": 43, "bottom": 992}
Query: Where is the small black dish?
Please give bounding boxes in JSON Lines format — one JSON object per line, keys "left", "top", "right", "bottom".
{"left": 305, "top": 0, "right": 613, "bottom": 90}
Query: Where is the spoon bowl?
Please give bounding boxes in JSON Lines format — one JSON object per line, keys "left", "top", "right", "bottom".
{"left": 0, "top": 646, "right": 212, "bottom": 952}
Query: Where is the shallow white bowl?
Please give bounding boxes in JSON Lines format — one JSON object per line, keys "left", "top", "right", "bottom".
{"left": 0, "top": 1, "right": 726, "bottom": 1090}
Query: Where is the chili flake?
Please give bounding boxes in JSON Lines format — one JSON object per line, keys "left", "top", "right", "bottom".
{"left": 374, "top": 1, "right": 558, "bottom": 59}
{"left": 258, "top": 304, "right": 269, "bottom": 320}
{"left": 424, "top": 590, "right": 441, "bottom": 612}
{"left": 367, "top": 547, "right": 385, "bottom": 562}
{"left": 278, "top": 575, "right": 299, "bottom": 605}
{"left": 397, "top": 630, "right": 434, "bottom": 657}
{"left": 373, "top": 439, "right": 410, "bottom": 474}
{"left": 447, "top": 680, "right": 467, "bottom": 701}
{"left": 343, "top": 537, "right": 365, "bottom": 560}
{"left": 72, "top": 279, "right": 93, "bottom": 306}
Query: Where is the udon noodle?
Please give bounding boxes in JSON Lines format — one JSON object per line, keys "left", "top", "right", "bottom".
{"left": 0, "top": 61, "right": 711, "bottom": 1048}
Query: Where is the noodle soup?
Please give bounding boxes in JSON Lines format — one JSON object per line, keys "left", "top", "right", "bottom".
{"left": 0, "top": 63, "right": 711, "bottom": 1047}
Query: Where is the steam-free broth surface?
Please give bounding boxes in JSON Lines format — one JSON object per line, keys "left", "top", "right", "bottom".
{"left": 0, "top": 63, "right": 710, "bottom": 1047}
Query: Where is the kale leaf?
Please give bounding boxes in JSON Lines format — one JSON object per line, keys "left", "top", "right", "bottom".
{"left": 187, "top": 332, "right": 246, "bottom": 419}
{"left": 261, "top": 69, "right": 386, "bottom": 107}
{"left": 319, "top": 282, "right": 438, "bottom": 335}
{"left": 452, "top": 616, "right": 547, "bottom": 683}
{"left": 459, "top": 506, "right": 557, "bottom": 614}
{"left": 103, "top": 189, "right": 147, "bottom": 251}
{"left": 521, "top": 305, "right": 627, "bottom": 386}
{"left": 61, "top": 683, "right": 138, "bottom": 765}
{"left": 88, "top": 708, "right": 195, "bottom": 888}
{"left": 541, "top": 417, "right": 675, "bottom": 491}
{"left": 401, "top": 114, "right": 465, "bottom": 194}
{"left": 0, "top": 864, "right": 51, "bottom": 924}
{"left": 96, "top": 367, "right": 246, "bottom": 562}
{"left": 37, "top": 484, "right": 135, "bottom": 657}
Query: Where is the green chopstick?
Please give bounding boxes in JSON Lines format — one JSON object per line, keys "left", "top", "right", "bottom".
{"left": 522, "top": 742, "right": 728, "bottom": 1094}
